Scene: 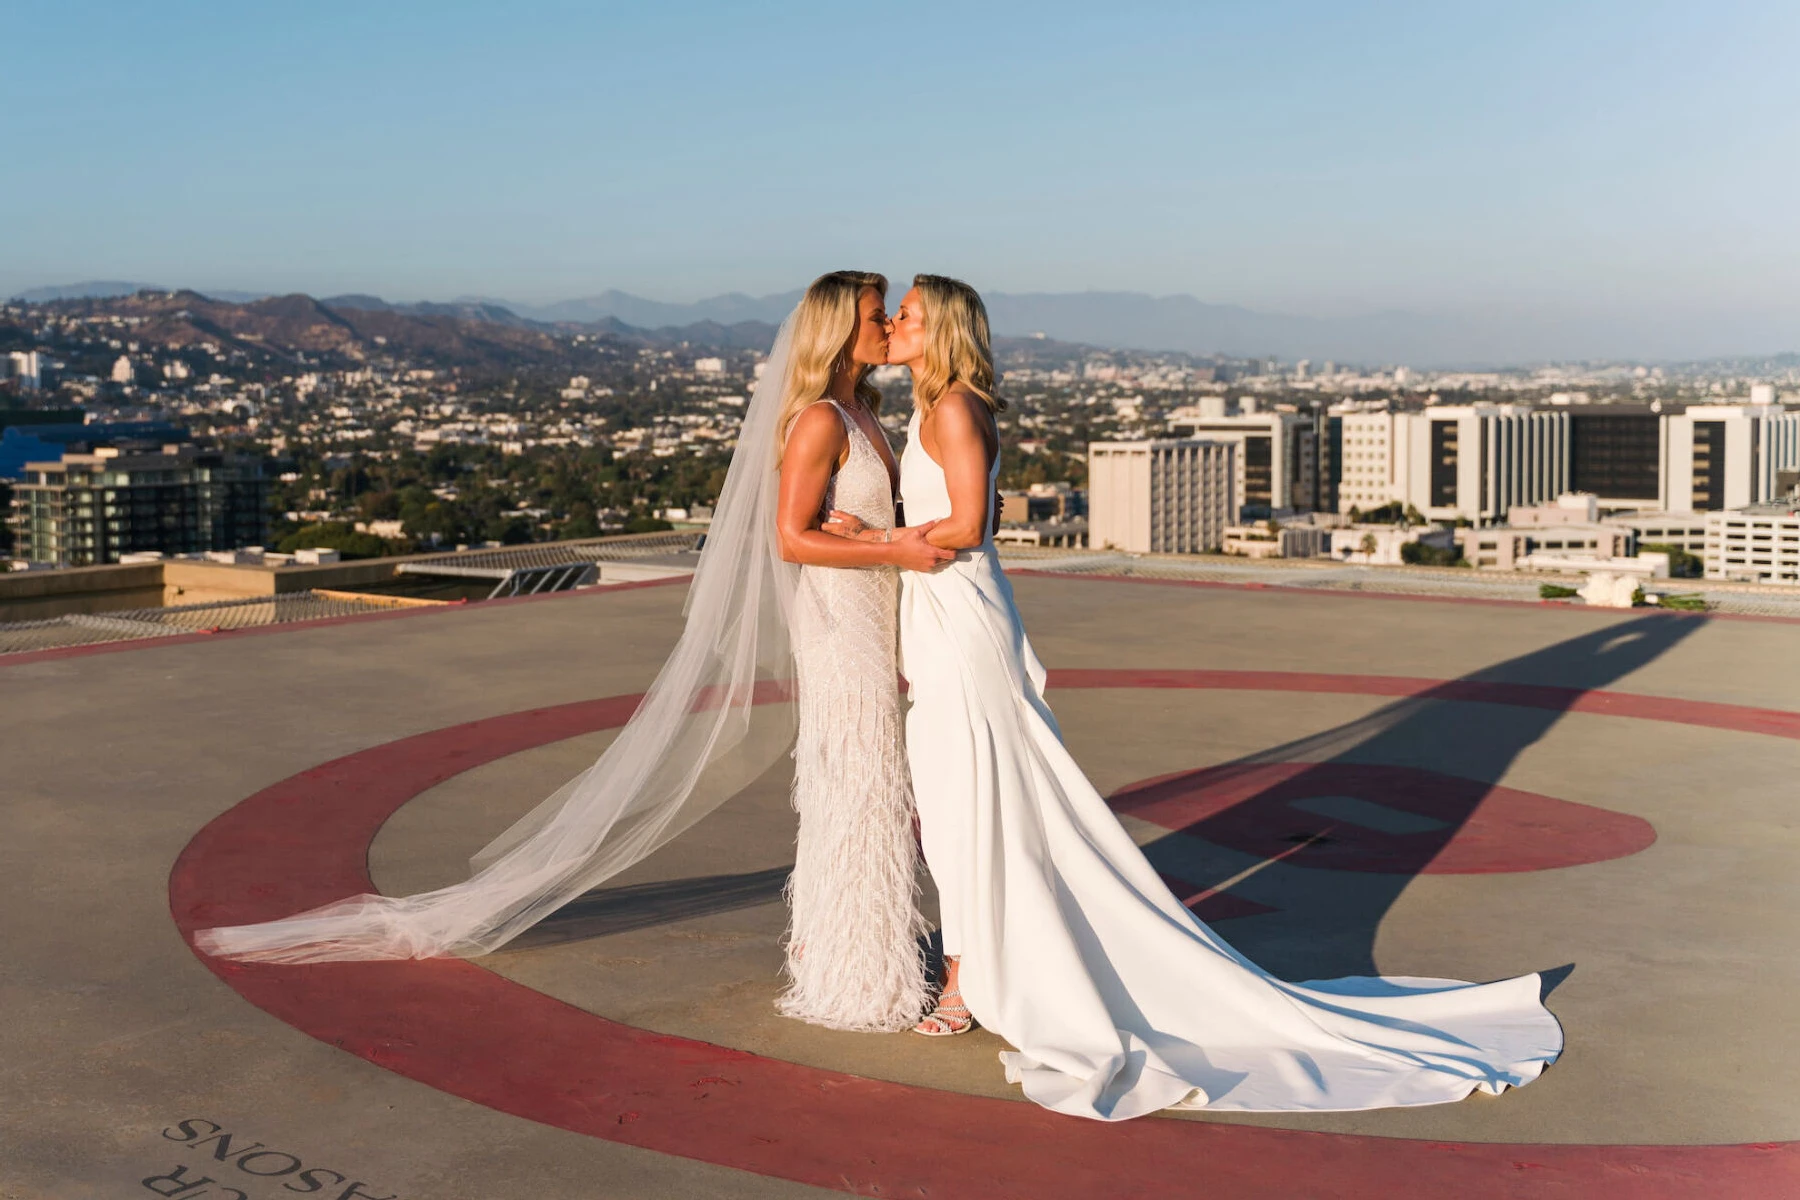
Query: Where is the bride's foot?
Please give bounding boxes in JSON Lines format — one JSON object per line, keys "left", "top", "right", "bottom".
{"left": 913, "top": 987, "right": 974, "bottom": 1037}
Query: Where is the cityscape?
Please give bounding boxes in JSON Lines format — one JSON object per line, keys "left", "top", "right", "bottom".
{"left": 10, "top": 2, "right": 1800, "bottom": 1196}
{"left": 4, "top": 285, "right": 1798, "bottom": 633}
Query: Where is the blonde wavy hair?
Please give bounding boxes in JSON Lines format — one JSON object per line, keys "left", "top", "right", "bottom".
{"left": 910, "top": 273, "right": 1005, "bottom": 415}
{"left": 777, "top": 269, "right": 888, "bottom": 449}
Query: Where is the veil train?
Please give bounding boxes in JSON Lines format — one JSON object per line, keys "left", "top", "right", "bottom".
{"left": 194, "top": 312, "right": 803, "bottom": 963}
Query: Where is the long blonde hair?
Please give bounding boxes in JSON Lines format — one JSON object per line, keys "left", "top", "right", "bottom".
{"left": 910, "top": 273, "right": 1005, "bottom": 415}
{"left": 776, "top": 269, "right": 887, "bottom": 448}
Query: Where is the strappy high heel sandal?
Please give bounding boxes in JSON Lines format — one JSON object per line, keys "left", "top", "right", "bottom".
{"left": 912, "top": 988, "right": 974, "bottom": 1037}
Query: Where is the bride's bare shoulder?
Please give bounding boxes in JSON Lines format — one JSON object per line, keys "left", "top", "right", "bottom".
{"left": 784, "top": 399, "right": 849, "bottom": 454}
{"left": 933, "top": 386, "right": 993, "bottom": 430}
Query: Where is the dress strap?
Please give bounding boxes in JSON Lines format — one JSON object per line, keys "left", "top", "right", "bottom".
{"left": 816, "top": 398, "right": 871, "bottom": 452}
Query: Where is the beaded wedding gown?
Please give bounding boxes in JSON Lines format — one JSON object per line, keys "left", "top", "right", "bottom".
{"left": 778, "top": 399, "right": 931, "bottom": 1031}
{"left": 896, "top": 406, "right": 1563, "bottom": 1121}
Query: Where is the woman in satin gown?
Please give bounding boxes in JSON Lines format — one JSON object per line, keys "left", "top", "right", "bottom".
{"left": 834, "top": 274, "right": 1563, "bottom": 1121}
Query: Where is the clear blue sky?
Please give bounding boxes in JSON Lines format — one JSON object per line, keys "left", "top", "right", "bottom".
{"left": 5, "top": 1, "right": 1798, "bottom": 340}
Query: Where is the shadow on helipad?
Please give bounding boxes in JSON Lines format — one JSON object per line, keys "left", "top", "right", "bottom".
{"left": 1129, "top": 613, "right": 1698, "bottom": 981}
{"left": 7, "top": 575, "right": 1799, "bottom": 1198}
{"left": 503, "top": 865, "right": 793, "bottom": 950}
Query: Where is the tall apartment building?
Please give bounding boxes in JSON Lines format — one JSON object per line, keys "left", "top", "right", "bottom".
{"left": 1165, "top": 407, "right": 1314, "bottom": 517}
{"left": 1088, "top": 439, "right": 1234, "bottom": 553}
{"left": 10, "top": 444, "right": 267, "bottom": 567}
{"left": 1663, "top": 406, "right": 1800, "bottom": 511}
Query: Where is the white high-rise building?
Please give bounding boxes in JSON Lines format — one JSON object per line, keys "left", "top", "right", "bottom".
{"left": 110, "top": 355, "right": 135, "bottom": 385}
{"left": 1395, "top": 405, "right": 1569, "bottom": 524}
{"left": 1662, "top": 405, "right": 1800, "bottom": 511}
{"left": 1335, "top": 408, "right": 1403, "bottom": 513}
{"left": 1165, "top": 408, "right": 1315, "bottom": 515}
{"left": 7, "top": 350, "right": 42, "bottom": 390}
{"left": 1088, "top": 439, "right": 1235, "bottom": 553}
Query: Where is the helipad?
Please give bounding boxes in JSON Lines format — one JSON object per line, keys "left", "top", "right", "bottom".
{"left": 6, "top": 570, "right": 1798, "bottom": 1198}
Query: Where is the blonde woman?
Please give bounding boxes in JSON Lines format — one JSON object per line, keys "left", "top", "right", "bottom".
{"left": 770, "top": 269, "right": 949, "bottom": 1030}
{"left": 830, "top": 274, "right": 1563, "bottom": 1119}
{"left": 194, "top": 272, "right": 947, "bottom": 1038}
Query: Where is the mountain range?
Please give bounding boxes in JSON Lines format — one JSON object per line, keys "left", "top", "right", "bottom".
{"left": 14, "top": 281, "right": 1797, "bottom": 365}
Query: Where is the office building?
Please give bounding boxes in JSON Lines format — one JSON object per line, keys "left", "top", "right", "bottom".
{"left": 1602, "top": 511, "right": 1709, "bottom": 555}
{"left": 1223, "top": 522, "right": 1327, "bottom": 559}
{"left": 10, "top": 444, "right": 267, "bottom": 568}
{"left": 1566, "top": 409, "right": 1664, "bottom": 511}
{"left": 1165, "top": 407, "right": 1315, "bottom": 517}
{"left": 1397, "top": 405, "right": 1568, "bottom": 524}
{"left": 1704, "top": 504, "right": 1800, "bottom": 584}
{"left": 1456, "top": 522, "right": 1632, "bottom": 570}
{"left": 1334, "top": 408, "right": 1401, "bottom": 514}
{"left": 1663, "top": 406, "right": 1800, "bottom": 511}
{"left": 1088, "top": 439, "right": 1234, "bottom": 553}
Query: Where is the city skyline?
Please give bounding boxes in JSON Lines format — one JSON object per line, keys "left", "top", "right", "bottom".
{"left": 6, "top": 1, "right": 1799, "bottom": 362}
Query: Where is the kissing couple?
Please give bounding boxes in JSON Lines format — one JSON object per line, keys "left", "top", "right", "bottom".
{"left": 196, "top": 271, "right": 1562, "bottom": 1122}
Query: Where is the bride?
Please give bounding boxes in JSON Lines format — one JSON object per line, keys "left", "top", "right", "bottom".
{"left": 829, "top": 274, "right": 1564, "bottom": 1120}
{"left": 194, "top": 270, "right": 950, "bottom": 1033}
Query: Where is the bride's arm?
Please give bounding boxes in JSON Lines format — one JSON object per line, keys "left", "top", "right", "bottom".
{"left": 777, "top": 404, "right": 952, "bottom": 570}
{"left": 921, "top": 390, "right": 997, "bottom": 551}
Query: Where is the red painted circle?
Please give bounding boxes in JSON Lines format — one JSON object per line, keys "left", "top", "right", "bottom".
{"left": 170, "top": 671, "right": 1800, "bottom": 1198}
{"left": 1113, "top": 762, "right": 1657, "bottom": 875}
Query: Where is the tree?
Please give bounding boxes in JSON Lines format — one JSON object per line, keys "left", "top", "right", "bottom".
{"left": 277, "top": 522, "right": 392, "bottom": 560}
{"left": 1401, "top": 540, "right": 1464, "bottom": 567}
{"left": 1640, "top": 542, "right": 1702, "bottom": 578}
{"left": 560, "top": 500, "right": 602, "bottom": 540}
{"left": 483, "top": 515, "right": 534, "bottom": 545}
{"left": 1358, "top": 532, "right": 1378, "bottom": 558}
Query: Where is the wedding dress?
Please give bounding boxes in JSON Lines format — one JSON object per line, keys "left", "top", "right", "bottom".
{"left": 896, "top": 406, "right": 1563, "bottom": 1121}
{"left": 190, "top": 311, "right": 926, "bottom": 1031}
{"left": 779, "top": 400, "right": 930, "bottom": 1030}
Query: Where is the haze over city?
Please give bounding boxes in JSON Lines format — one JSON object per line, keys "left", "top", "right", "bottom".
{"left": 7, "top": 1, "right": 1799, "bottom": 363}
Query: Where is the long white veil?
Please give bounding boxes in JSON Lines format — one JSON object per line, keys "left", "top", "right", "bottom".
{"left": 193, "top": 311, "right": 803, "bottom": 963}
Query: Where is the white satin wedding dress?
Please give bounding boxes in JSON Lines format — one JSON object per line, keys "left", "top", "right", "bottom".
{"left": 896, "top": 405, "right": 1563, "bottom": 1121}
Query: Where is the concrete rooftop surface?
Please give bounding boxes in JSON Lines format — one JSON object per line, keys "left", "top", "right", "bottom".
{"left": 5, "top": 569, "right": 1799, "bottom": 1199}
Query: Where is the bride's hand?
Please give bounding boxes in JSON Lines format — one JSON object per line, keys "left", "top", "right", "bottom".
{"left": 821, "top": 509, "right": 870, "bottom": 539}
{"left": 890, "top": 520, "right": 956, "bottom": 572}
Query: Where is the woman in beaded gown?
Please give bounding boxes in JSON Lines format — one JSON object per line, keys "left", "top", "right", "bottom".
{"left": 771, "top": 270, "right": 951, "bottom": 1030}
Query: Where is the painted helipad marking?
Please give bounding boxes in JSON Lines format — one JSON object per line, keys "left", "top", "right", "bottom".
{"left": 1290, "top": 794, "right": 1451, "bottom": 835}
{"left": 172, "top": 672, "right": 1800, "bottom": 1198}
{"left": 1113, "top": 762, "right": 1657, "bottom": 874}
